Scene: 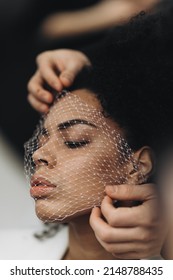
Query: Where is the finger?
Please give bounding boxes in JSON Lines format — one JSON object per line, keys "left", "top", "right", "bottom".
{"left": 112, "top": 251, "right": 140, "bottom": 260}
{"left": 101, "top": 195, "right": 158, "bottom": 227}
{"left": 37, "top": 60, "right": 63, "bottom": 92}
{"left": 96, "top": 239, "right": 148, "bottom": 255}
{"left": 105, "top": 183, "right": 157, "bottom": 201}
{"left": 59, "top": 62, "right": 85, "bottom": 87}
{"left": 90, "top": 207, "right": 113, "bottom": 241}
{"left": 90, "top": 207, "right": 147, "bottom": 243}
{"left": 27, "top": 72, "right": 54, "bottom": 104}
{"left": 27, "top": 94, "right": 49, "bottom": 113}
{"left": 112, "top": 245, "right": 159, "bottom": 260}
{"left": 111, "top": 238, "right": 163, "bottom": 259}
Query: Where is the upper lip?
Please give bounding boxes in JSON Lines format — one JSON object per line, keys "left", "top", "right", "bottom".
{"left": 31, "top": 176, "right": 56, "bottom": 188}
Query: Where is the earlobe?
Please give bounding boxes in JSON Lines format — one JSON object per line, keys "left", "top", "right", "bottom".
{"left": 129, "top": 146, "right": 155, "bottom": 184}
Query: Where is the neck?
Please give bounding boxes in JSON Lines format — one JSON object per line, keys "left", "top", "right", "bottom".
{"left": 63, "top": 214, "right": 116, "bottom": 260}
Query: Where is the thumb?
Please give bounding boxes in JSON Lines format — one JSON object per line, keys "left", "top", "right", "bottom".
{"left": 59, "top": 63, "right": 82, "bottom": 87}
{"left": 105, "top": 184, "right": 157, "bottom": 201}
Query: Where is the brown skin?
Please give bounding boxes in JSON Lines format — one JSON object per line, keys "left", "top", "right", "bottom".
{"left": 32, "top": 89, "right": 127, "bottom": 222}
{"left": 27, "top": 50, "right": 91, "bottom": 113}
{"left": 90, "top": 184, "right": 166, "bottom": 259}
{"left": 63, "top": 215, "right": 116, "bottom": 260}
{"left": 31, "top": 89, "right": 159, "bottom": 259}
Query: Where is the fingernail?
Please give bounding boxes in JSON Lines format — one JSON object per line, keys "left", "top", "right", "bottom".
{"left": 106, "top": 185, "right": 118, "bottom": 193}
{"left": 51, "top": 82, "right": 62, "bottom": 91}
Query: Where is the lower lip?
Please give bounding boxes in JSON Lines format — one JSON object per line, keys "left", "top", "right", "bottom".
{"left": 30, "top": 185, "right": 56, "bottom": 198}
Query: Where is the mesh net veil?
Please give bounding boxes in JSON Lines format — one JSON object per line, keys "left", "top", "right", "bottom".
{"left": 24, "top": 90, "right": 145, "bottom": 222}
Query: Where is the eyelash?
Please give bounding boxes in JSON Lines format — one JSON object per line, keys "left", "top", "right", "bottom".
{"left": 39, "top": 130, "right": 49, "bottom": 140}
{"left": 64, "top": 140, "right": 90, "bottom": 149}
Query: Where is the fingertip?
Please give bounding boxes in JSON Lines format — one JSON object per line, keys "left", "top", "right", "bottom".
{"left": 91, "top": 206, "right": 101, "bottom": 216}
{"left": 105, "top": 185, "right": 118, "bottom": 194}
{"left": 102, "top": 195, "right": 111, "bottom": 202}
{"left": 60, "top": 74, "right": 74, "bottom": 87}
{"left": 102, "top": 195, "right": 114, "bottom": 207}
{"left": 90, "top": 206, "right": 101, "bottom": 228}
{"left": 105, "top": 186, "right": 120, "bottom": 200}
{"left": 53, "top": 82, "right": 63, "bottom": 92}
{"left": 42, "top": 92, "right": 54, "bottom": 104}
{"left": 92, "top": 205, "right": 100, "bottom": 211}
{"left": 40, "top": 104, "right": 49, "bottom": 114}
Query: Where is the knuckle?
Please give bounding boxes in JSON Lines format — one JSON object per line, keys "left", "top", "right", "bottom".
{"left": 107, "top": 215, "right": 116, "bottom": 227}
{"left": 36, "top": 51, "right": 49, "bottom": 64}
{"left": 99, "top": 230, "right": 111, "bottom": 243}
{"left": 139, "top": 230, "right": 151, "bottom": 242}
{"left": 123, "top": 184, "right": 132, "bottom": 199}
{"left": 106, "top": 244, "right": 116, "bottom": 254}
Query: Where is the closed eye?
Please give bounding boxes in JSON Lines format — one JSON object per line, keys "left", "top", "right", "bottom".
{"left": 64, "top": 140, "right": 90, "bottom": 149}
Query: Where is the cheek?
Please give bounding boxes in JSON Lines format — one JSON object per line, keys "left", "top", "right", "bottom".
{"left": 35, "top": 145, "right": 127, "bottom": 222}
{"left": 53, "top": 146, "right": 120, "bottom": 192}
{"left": 54, "top": 153, "right": 106, "bottom": 189}
{"left": 33, "top": 139, "right": 129, "bottom": 222}
{"left": 35, "top": 154, "right": 109, "bottom": 222}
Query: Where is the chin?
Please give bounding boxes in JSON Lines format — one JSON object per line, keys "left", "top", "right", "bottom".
{"left": 35, "top": 200, "right": 92, "bottom": 223}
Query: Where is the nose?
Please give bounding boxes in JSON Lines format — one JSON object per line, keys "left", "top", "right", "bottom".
{"left": 32, "top": 142, "right": 57, "bottom": 169}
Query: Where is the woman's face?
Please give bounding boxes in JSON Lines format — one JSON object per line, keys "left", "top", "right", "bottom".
{"left": 27, "top": 89, "right": 133, "bottom": 222}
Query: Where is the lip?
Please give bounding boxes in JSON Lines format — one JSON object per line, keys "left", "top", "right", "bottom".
{"left": 30, "top": 176, "right": 56, "bottom": 198}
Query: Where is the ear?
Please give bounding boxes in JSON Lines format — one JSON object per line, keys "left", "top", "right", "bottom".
{"left": 128, "top": 146, "right": 155, "bottom": 184}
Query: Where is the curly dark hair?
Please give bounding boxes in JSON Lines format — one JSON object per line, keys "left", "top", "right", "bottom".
{"left": 71, "top": 8, "right": 173, "bottom": 162}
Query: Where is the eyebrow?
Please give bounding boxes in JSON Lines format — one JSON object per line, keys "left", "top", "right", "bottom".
{"left": 57, "top": 119, "right": 97, "bottom": 130}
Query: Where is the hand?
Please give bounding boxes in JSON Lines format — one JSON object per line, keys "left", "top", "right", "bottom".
{"left": 27, "top": 49, "right": 91, "bottom": 113}
{"left": 90, "top": 184, "right": 167, "bottom": 259}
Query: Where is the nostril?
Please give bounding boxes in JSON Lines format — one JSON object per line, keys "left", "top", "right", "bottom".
{"left": 49, "top": 159, "right": 57, "bottom": 169}
{"left": 38, "top": 159, "right": 48, "bottom": 166}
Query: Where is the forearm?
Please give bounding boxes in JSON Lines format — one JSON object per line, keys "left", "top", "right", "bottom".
{"left": 56, "top": 0, "right": 159, "bottom": 36}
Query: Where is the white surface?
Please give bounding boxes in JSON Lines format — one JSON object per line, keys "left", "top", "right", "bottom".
{"left": 0, "top": 226, "right": 68, "bottom": 260}
{"left": 0, "top": 132, "right": 68, "bottom": 259}
{"left": 0, "top": 131, "right": 40, "bottom": 228}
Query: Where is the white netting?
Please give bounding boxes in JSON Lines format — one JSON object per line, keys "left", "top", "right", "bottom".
{"left": 24, "top": 90, "right": 145, "bottom": 222}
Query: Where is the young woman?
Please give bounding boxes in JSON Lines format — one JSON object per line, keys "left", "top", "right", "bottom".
{"left": 25, "top": 87, "right": 156, "bottom": 260}
{"left": 25, "top": 11, "right": 173, "bottom": 259}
